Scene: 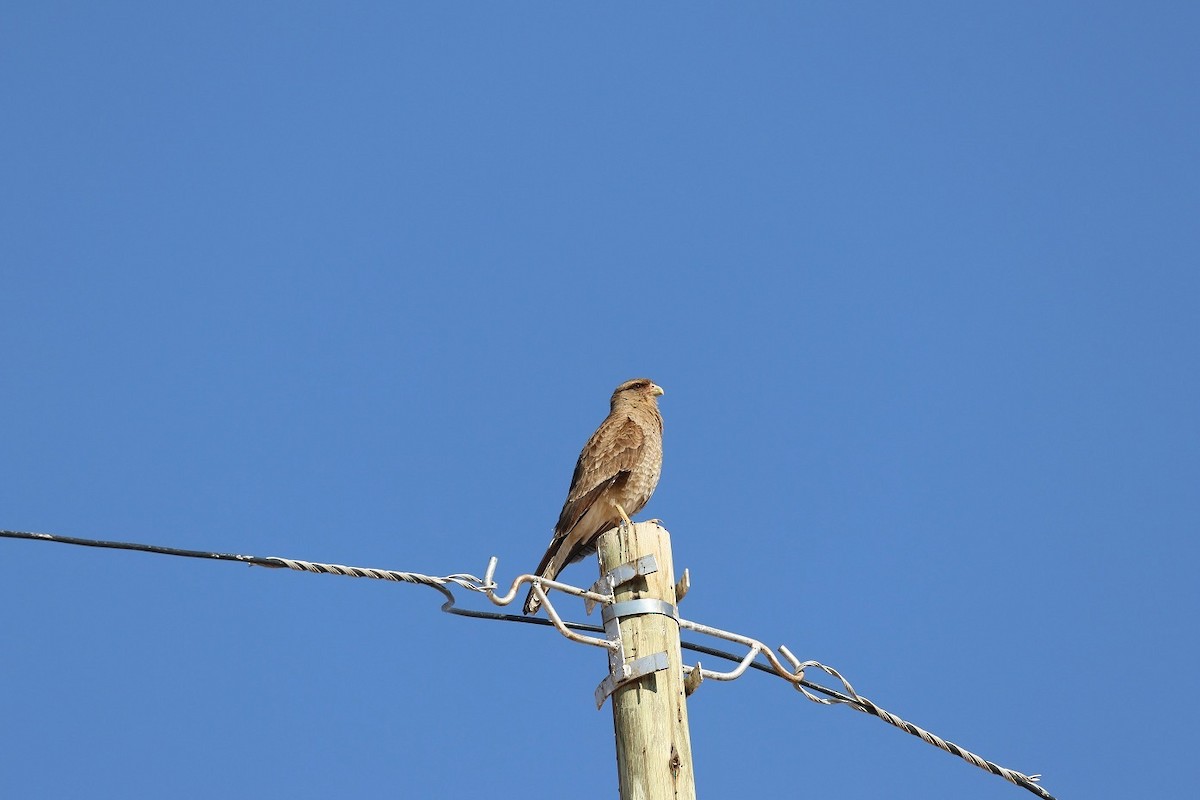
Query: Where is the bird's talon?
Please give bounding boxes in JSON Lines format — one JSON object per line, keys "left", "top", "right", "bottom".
{"left": 615, "top": 503, "right": 634, "bottom": 532}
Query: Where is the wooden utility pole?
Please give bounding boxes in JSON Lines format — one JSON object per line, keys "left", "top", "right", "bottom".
{"left": 597, "top": 522, "right": 696, "bottom": 800}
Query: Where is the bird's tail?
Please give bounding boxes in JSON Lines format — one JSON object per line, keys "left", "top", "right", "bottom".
{"left": 523, "top": 558, "right": 558, "bottom": 616}
{"left": 522, "top": 584, "right": 542, "bottom": 616}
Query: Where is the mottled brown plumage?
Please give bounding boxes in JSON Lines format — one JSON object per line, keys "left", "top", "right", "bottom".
{"left": 524, "top": 378, "right": 665, "bottom": 615}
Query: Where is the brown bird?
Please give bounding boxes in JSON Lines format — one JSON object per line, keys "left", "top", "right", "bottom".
{"left": 524, "top": 378, "right": 665, "bottom": 615}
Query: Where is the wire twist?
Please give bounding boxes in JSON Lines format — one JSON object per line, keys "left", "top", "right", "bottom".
{"left": 263, "top": 556, "right": 489, "bottom": 593}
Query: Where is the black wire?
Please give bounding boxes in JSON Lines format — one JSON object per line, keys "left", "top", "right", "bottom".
{"left": 1, "top": 529, "right": 285, "bottom": 567}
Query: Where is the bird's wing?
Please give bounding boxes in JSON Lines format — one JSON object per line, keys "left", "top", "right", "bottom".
{"left": 556, "top": 413, "right": 646, "bottom": 536}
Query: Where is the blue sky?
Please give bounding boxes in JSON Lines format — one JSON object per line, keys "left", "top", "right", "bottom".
{"left": 3, "top": 3, "right": 1197, "bottom": 798}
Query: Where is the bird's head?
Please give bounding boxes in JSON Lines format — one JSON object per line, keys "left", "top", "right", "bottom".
{"left": 611, "top": 378, "right": 664, "bottom": 406}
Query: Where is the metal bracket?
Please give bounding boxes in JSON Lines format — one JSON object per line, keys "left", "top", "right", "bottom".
{"left": 674, "top": 568, "right": 690, "bottom": 602}
{"left": 594, "top": 599, "right": 678, "bottom": 707}
{"left": 585, "top": 554, "right": 658, "bottom": 615}
{"left": 592, "top": 553, "right": 670, "bottom": 709}
{"left": 683, "top": 662, "right": 704, "bottom": 696}
{"left": 593, "top": 651, "right": 669, "bottom": 709}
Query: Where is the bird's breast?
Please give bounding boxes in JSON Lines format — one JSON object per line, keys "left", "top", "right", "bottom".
{"left": 621, "top": 417, "right": 663, "bottom": 512}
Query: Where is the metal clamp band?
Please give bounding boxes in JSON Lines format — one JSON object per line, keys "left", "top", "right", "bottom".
{"left": 601, "top": 598, "right": 680, "bottom": 624}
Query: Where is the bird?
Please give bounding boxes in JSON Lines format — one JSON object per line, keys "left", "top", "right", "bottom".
{"left": 524, "top": 378, "right": 665, "bottom": 615}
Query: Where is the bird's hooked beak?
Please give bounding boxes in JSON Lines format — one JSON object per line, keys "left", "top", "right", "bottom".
{"left": 650, "top": 383, "right": 665, "bottom": 397}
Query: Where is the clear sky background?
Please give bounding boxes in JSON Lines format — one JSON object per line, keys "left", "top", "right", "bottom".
{"left": 3, "top": 4, "right": 1197, "bottom": 799}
